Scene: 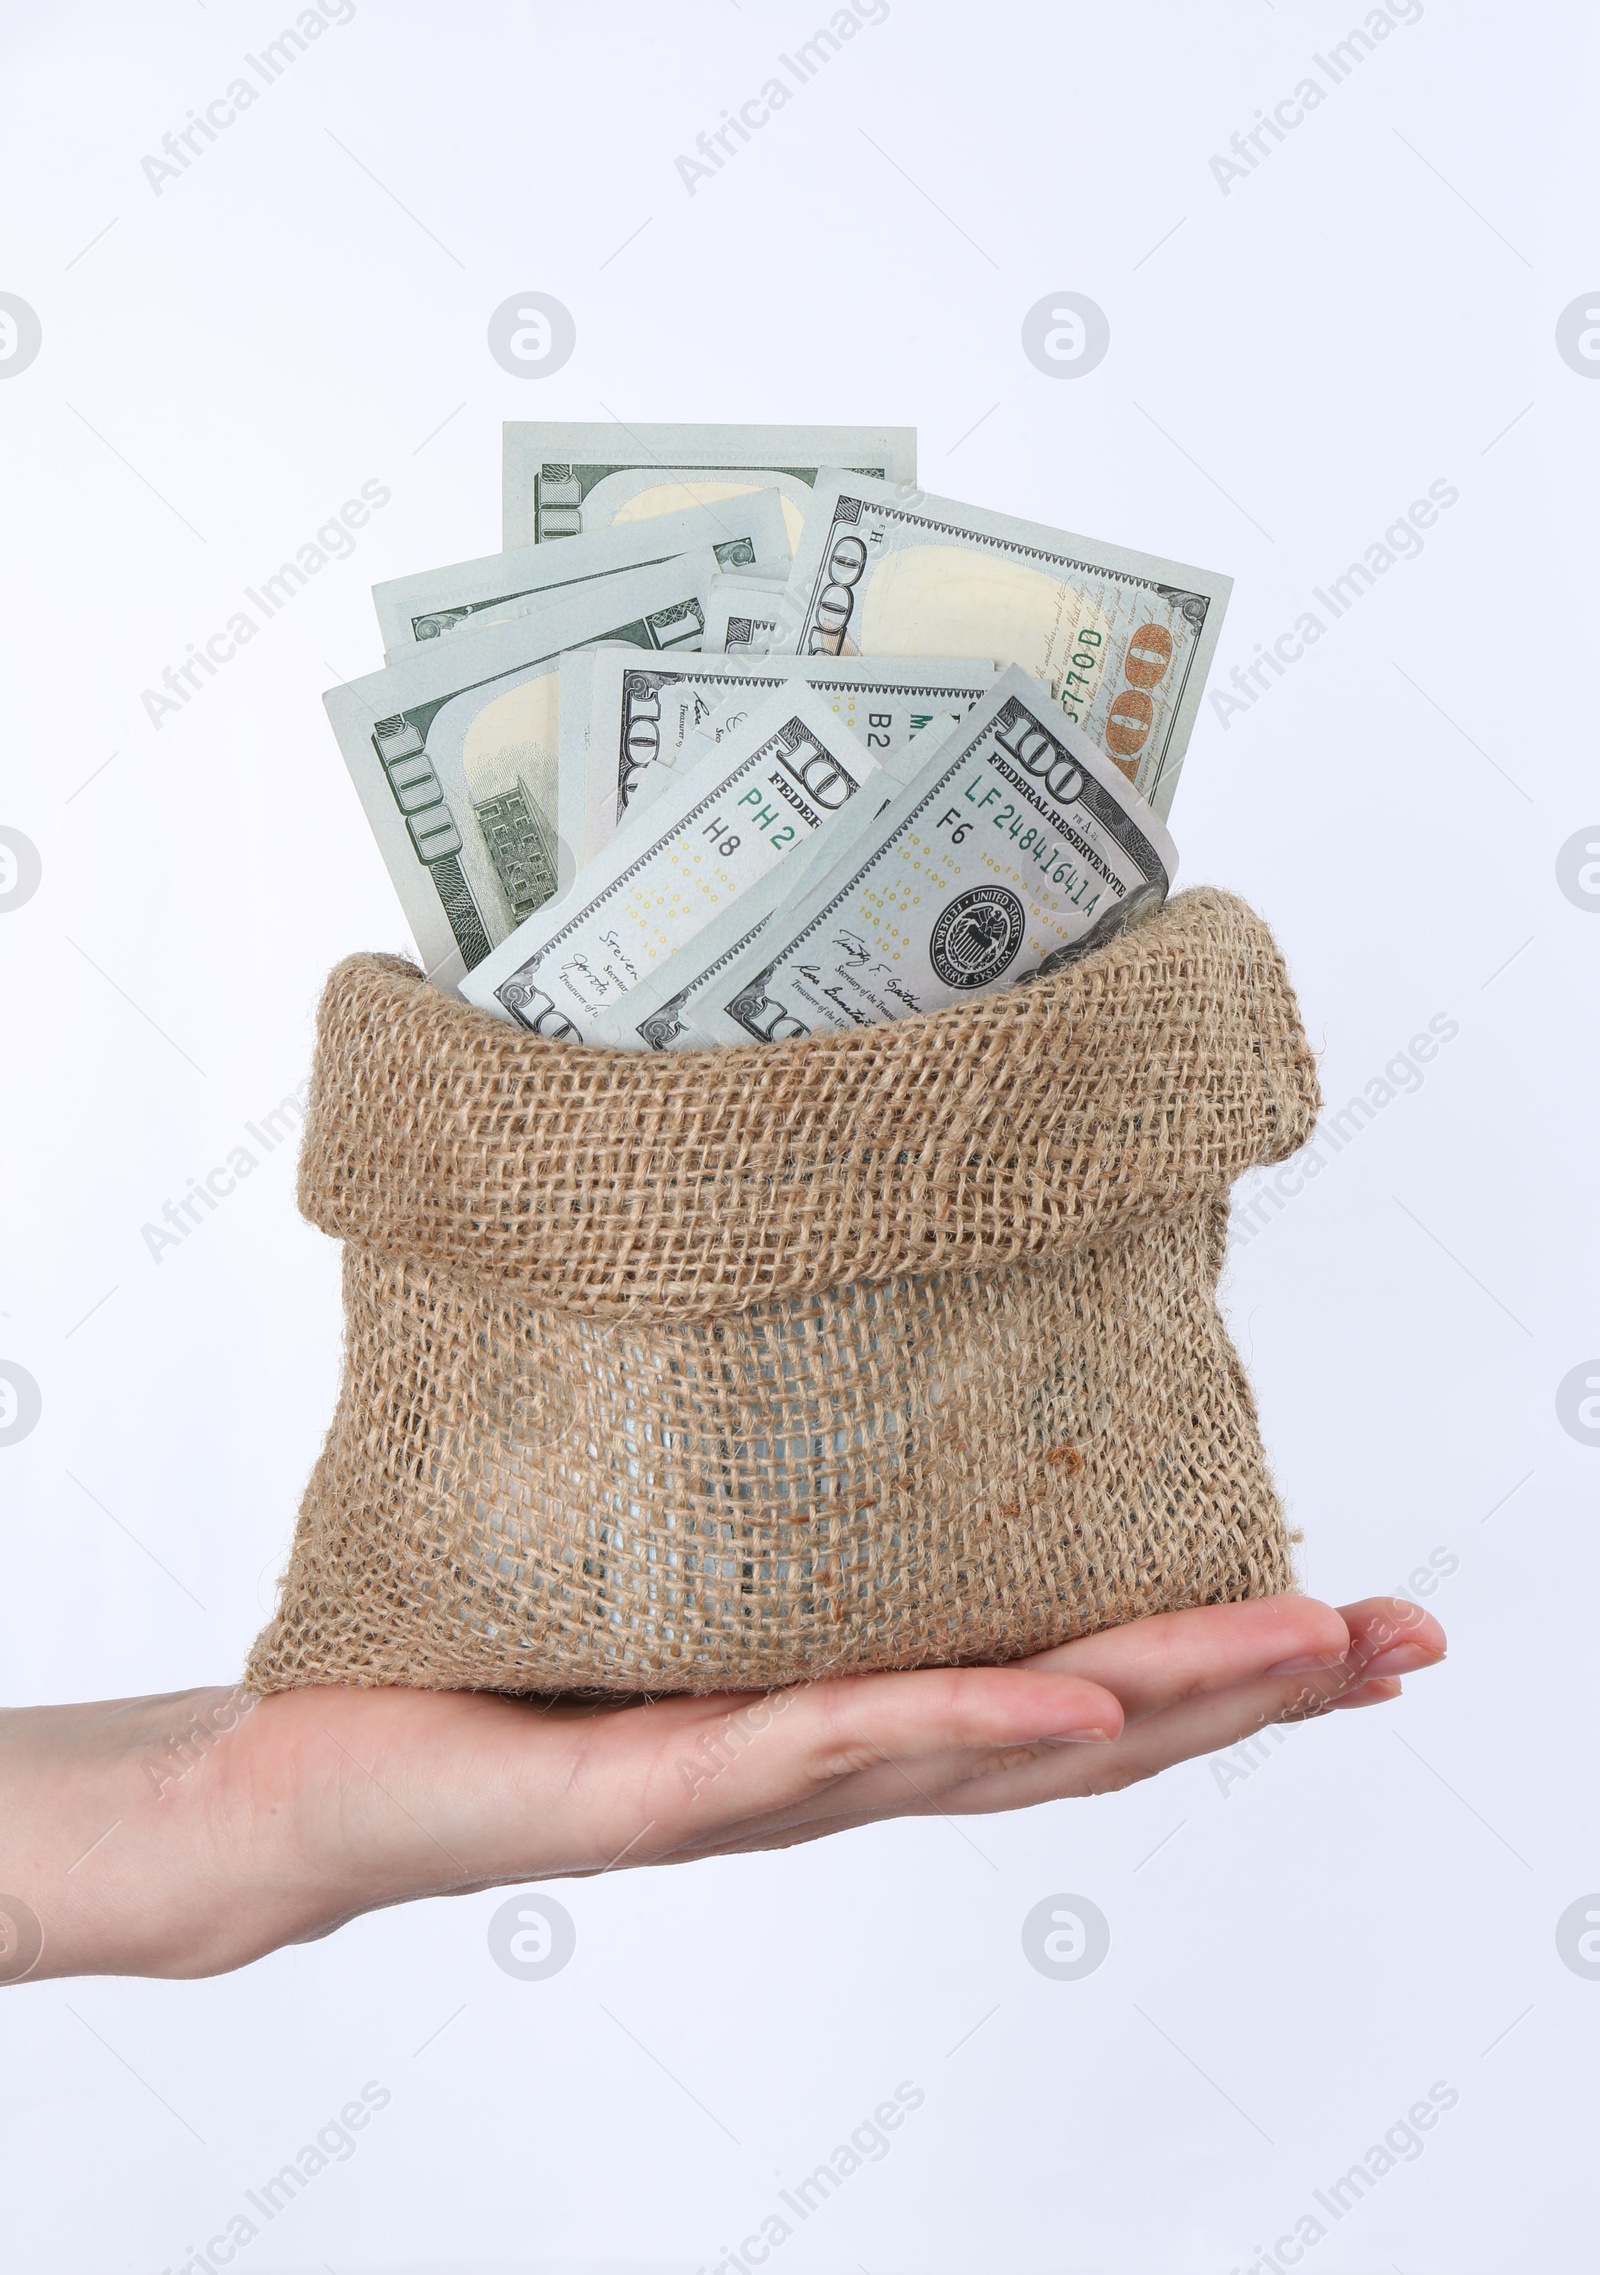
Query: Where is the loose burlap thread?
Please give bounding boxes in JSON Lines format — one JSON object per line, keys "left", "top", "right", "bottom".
{"left": 244, "top": 885, "right": 1320, "bottom": 1697}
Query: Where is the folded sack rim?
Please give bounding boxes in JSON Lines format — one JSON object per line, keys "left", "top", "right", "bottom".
{"left": 295, "top": 885, "right": 1321, "bottom": 1316}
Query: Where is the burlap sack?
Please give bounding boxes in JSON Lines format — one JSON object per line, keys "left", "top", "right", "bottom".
{"left": 245, "top": 885, "right": 1319, "bottom": 1698}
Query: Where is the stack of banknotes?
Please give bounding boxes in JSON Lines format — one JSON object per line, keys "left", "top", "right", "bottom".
{"left": 324, "top": 423, "right": 1232, "bottom": 1049}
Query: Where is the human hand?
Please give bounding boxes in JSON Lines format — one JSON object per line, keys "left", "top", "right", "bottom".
{"left": 0, "top": 1592, "right": 1444, "bottom": 1982}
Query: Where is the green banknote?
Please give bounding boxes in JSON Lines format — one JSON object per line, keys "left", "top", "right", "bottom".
{"left": 373, "top": 491, "right": 788, "bottom": 658}
{"left": 568, "top": 649, "right": 996, "bottom": 865}
{"left": 590, "top": 779, "right": 896, "bottom": 1054}
{"left": 502, "top": 421, "right": 917, "bottom": 550}
{"left": 460, "top": 685, "right": 884, "bottom": 1042}
{"left": 323, "top": 554, "right": 715, "bottom": 991}
{"left": 692, "top": 666, "right": 1177, "bottom": 1046}
{"left": 770, "top": 474, "right": 1231, "bottom": 820}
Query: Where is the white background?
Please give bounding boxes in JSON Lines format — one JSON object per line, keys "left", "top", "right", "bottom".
{"left": 2, "top": 2, "right": 1597, "bottom": 2268}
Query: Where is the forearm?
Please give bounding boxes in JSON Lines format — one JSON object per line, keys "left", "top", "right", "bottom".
{"left": 0, "top": 1681, "right": 627, "bottom": 1982}
{"left": 0, "top": 1688, "right": 274, "bottom": 1982}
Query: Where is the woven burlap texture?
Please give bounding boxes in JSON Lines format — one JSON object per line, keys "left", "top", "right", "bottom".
{"left": 244, "top": 885, "right": 1320, "bottom": 1697}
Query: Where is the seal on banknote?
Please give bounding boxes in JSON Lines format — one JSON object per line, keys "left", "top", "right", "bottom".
{"left": 929, "top": 885, "right": 1026, "bottom": 989}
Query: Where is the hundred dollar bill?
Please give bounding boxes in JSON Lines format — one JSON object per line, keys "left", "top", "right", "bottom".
{"left": 704, "top": 570, "right": 785, "bottom": 654}
{"left": 373, "top": 491, "right": 789, "bottom": 658}
{"left": 323, "top": 554, "right": 715, "bottom": 993}
{"left": 460, "top": 686, "right": 884, "bottom": 1041}
{"left": 691, "top": 666, "right": 1177, "bottom": 1047}
{"left": 589, "top": 780, "right": 893, "bottom": 1053}
{"left": 770, "top": 473, "right": 1231, "bottom": 820}
{"left": 502, "top": 421, "right": 917, "bottom": 551}
{"left": 568, "top": 649, "right": 996, "bottom": 865}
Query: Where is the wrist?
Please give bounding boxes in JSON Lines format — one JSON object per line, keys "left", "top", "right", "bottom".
{"left": 0, "top": 1689, "right": 261, "bottom": 1982}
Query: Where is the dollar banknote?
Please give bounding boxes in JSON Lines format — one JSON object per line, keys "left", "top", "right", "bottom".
{"left": 373, "top": 492, "right": 789, "bottom": 658}
{"left": 690, "top": 666, "right": 1177, "bottom": 1047}
{"left": 769, "top": 474, "right": 1231, "bottom": 820}
{"left": 460, "top": 686, "right": 885, "bottom": 1040}
{"left": 590, "top": 772, "right": 898, "bottom": 1053}
{"left": 324, "top": 554, "right": 716, "bottom": 992}
{"left": 704, "top": 570, "right": 785, "bottom": 654}
{"left": 566, "top": 650, "right": 996, "bottom": 865}
{"left": 502, "top": 421, "right": 917, "bottom": 551}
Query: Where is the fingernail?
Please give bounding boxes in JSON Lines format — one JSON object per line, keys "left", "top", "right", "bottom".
{"left": 1265, "top": 1652, "right": 1342, "bottom": 1676}
{"left": 1360, "top": 1645, "right": 1444, "bottom": 1680}
{"left": 1037, "top": 1727, "right": 1117, "bottom": 1745}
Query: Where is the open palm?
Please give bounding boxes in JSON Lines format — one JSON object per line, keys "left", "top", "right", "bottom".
{"left": 2, "top": 1592, "right": 1444, "bottom": 1982}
